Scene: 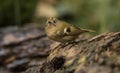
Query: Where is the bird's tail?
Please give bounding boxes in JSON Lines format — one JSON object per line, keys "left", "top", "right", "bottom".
{"left": 79, "top": 28, "right": 95, "bottom": 33}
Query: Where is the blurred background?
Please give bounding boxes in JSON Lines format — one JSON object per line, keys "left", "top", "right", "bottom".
{"left": 0, "top": 0, "right": 120, "bottom": 34}
{"left": 0, "top": 0, "right": 120, "bottom": 73}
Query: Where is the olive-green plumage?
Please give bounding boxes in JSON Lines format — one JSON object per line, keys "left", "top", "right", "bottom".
{"left": 45, "top": 17, "right": 94, "bottom": 42}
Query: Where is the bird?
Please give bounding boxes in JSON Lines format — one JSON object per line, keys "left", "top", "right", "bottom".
{"left": 45, "top": 17, "right": 94, "bottom": 43}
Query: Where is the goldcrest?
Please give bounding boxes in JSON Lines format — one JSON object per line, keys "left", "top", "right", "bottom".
{"left": 45, "top": 17, "right": 94, "bottom": 43}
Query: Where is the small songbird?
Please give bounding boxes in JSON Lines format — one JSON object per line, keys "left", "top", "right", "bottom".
{"left": 45, "top": 17, "right": 94, "bottom": 43}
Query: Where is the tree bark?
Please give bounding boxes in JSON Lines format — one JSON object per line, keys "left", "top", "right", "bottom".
{"left": 25, "top": 32, "right": 120, "bottom": 73}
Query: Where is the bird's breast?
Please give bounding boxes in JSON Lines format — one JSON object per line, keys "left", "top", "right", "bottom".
{"left": 45, "top": 26, "right": 58, "bottom": 37}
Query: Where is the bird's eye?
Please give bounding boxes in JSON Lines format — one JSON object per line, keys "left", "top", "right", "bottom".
{"left": 53, "top": 20, "right": 56, "bottom": 23}
{"left": 48, "top": 21, "right": 52, "bottom": 24}
{"left": 47, "top": 21, "right": 52, "bottom": 24}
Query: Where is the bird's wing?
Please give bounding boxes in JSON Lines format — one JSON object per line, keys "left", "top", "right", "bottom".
{"left": 63, "top": 26, "right": 79, "bottom": 36}
{"left": 55, "top": 29, "right": 67, "bottom": 37}
{"left": 63, "top": 26, "right": 95, "bottom": 36}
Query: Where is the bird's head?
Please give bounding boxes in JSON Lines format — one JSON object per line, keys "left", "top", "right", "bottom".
{"left": 46, "top": 17, "right": 57, "bottom": 26}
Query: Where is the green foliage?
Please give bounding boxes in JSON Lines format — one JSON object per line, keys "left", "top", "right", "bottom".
{"left": 0, "top": 0, "right": 120, "bottom": 33}
{"left": 0, "top": 0, "right": 37, "bottom": 26}
{"left": 57, "top": 0, "right": 120, "bottom": 34}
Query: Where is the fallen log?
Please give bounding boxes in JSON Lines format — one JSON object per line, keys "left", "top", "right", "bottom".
{"left": 25, "top": 32, "right": 120, "bottom": 73}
